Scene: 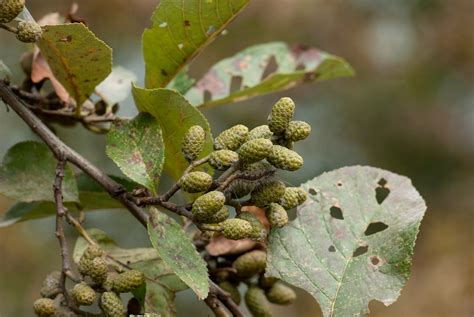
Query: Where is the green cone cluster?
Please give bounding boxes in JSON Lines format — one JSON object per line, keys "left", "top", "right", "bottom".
{"left": 182, "top": 125, "right": 205, "bottom": 161}
{"left": 214, "top": 124, "right": 249, "bottom": 150}
{"left": 0, "top": 0, "right": 24, "bottom": 23}
{"left": 16, "top": 21, "right": 43, "bottom": 43}
{"left": 179, "top": 171, "right": 213, "bottom": 193}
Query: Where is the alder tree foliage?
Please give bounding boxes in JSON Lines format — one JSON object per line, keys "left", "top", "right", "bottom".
{"left": 0, "top": 1, "right": 427, "bottom": 317}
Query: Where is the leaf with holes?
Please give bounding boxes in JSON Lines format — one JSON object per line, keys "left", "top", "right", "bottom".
{"left": 38, "top": 23, "right": 112, "bottom": 106}
{"left": 143, "top": 0, "right": 250, "bottom": 88}
{"left": 132, "top": 85, "right": 213, "bottom": 181}
{"left": 266, "top": 166, "right": 426, "bottom": 317}
{"left": 147, "top": 208, "right": 209, "bottom": 299}
{"left": 0, "top": 141, "right": 78, "bottom": 203}
{"left": 185, "top": 42, "right": 354, "bottom": 108}
{"left": 106, "top": 113, "right": 165, "bottom": 194}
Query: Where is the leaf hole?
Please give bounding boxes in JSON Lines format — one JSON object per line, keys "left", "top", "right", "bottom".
{"left": 370, "top": 256, "right": 380, "bottom": 265}
{"left": 375, "top": 186, "right": 390, "bottom": 204}
{"left": 328, "top": 245, "right": 336, "bottom": 252}
{"left": 378, "top": 178, "right": 387, "bottom": 186}
{"left": 337, "top": 181, "right": 343, "bottom": 187}
{"left": 261, "top": 55, "right": 278, "bottom": 80}
{"left": 329, "top": 206, "right": 344, "bottom": 220}
{"left": 352, "top": 245, "right": 368, "bottom": 257}
{"left": 308, "top": 188, "right": 317, "bottom": 195}
{"left": 203, "top": 90, "right": 212, "bottom": 103}
{"left": 229, "top": 75, "right": 243, "bottom": 94}
{"left": 364, "top": 222, "right": 389, "bottom": 236}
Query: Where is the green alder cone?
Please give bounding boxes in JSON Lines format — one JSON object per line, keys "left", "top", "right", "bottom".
{"left": 191, "top": 190, "right": 226, "bottom": 221}
{"left": 40, "top": 271, "right": 61, "bottom": 298}
{"left": 214, "top": 124, "right": 249, "bottom": 150}
{"left": 233, "top": 250, "right": 267, "bottom": 279}
{"left": 266, "top": 203, "right": 288, "bottom": 228}
{"left": 284, "top": 120, "right": 311, "bottom": 141}
{"left": 182, "top": 125, "right": 205, "bottom": 161}
{"left": 218, "top": 281, "right": 241, "bottom": 305}
{"left": 83, "top": 244, "right": 104, "bottom": 259}
{"left": 209, "top": 149, "right": 239, "bottom": 170}
{"left": 280, "top": 187, "right": 307, "bottom": 209}
{"left": 89, "top": 257, "right": 108, "bottom": 285}
{"left": 72, "top": 283, "right": 96, "bottom": 306}
{"left": 248, "top": 125, "right": 273, "bottom": 140}
{"left": 239, "top": 138, "right": 273, "bottom": 164}
{"left": 222, "top": 218, "right": 253, "bottom": 240}
{"left": 245, "top": 286, "right": 272, "bottom": 317}
{"left": 267, "top": 145, "right": 303, "bottom": 171}
{"left": 112, "top": 269, "right": 145, "bottom": 293}
{"left": 179, "top": 171, "right": 213, "bottom": 193}
{"left": 100, "top": 292, "right": 125, "bottom": 317}
{"left": 0, "top": 0, "right": 24, "bottom": 23}
{"left": 275, "top": 137, "right": 294, "bottom": 150}
{"left": 16, "top": 21, "right": 43, "bottom": 43}
{"left": 33, "top": 298, "right": 55, "bottom": 317}
{"left": 268, "top": 97, "right": 295, "bottom": 134}
{"left": 239, "top": 212, "right": 266, "bottom": 241}
{"left": 251, "top": 180, "right": 286, "bottom": 207}
{"left": 258, "top": 275, "right": 279, "bottom": 290}
{"left": 265, "top": 282, "right": 297, "bottom": 305}
{"left": 203, "top": 206, "right": 230, "bottom": 224}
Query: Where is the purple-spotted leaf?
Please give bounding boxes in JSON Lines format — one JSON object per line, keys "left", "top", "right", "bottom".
{"left": 106, "top": 113, "right": 164, "bottom": 194}
{"left": 266, "top": 166, "right": 427, "bottom": 317}
{"left": 185, "top": 42, "right": 354, "bottom": 109}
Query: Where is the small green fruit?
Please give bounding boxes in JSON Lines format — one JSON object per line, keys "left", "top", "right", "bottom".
{"left": 233, "top": 250, "right": 267, "bottom": 279}
{"left": 0, "top": 0, "right": 25, "bottom": 23}
{"left": 182, "top": 125, "right": 206, "bottom": 161}
{"left": 258, "top": 275, "right": 279, "bottom": 290}
{"left": 205, "top": 206, "right": 230, "bottom": 224}
{"left": 218, "top": 281, "right": 241, "bottom": 305}
{"left": 245, "top": 285, "right": 272, "bottom": 317}
{"left": 112, "top": 269, "right": 145, "bottom": 293}
{"left": 40, "top": 271, "right": 61, "bottom": 298}
{"left": 222, "top": 218, "right": 253, "bottom": 240}
{"left": 33, "top": 298, "right": 55, "bottom": 317}
{"left": 214, "top": 124, "right": 249, "bottom": 150}
{"left": 16, "top": 21, "right": 43, "bottom": 43}
{"left": 72, "top": 283, "right": 96, "bottom": 306}
{"left": 280, "top": 187, "right": 307, "bottom": 209}
{"left": 191, "top": 191, "right": 226, "bottom": 222}
{"left": 265, "top": 282, "right": 297, "bottom": 305}
{"left": 179, "top": 171, "right": 213, "bottom": 193}
{"left": 83, "top": 244, "right": 104, "bottom": 259}
{"left": 89, "top": 257, "right": 108, "bottom": 285}
{"left": 100, "top": 292, "right": 125, "bottom": 317}
{"left": 239, "top": 138, "right": 273, "bottom": 164}
{"left": 251, "top": 180, "right": 286, "bottom": 207}
{"left": 268, "top": 97, "right": 295, "bottom": 134}
{"left": 239, "top": 212, "right": 266, "bottom": 241}
{"left": 284, "top": 120, "right": 311, "bottom": 141}
{"left": 209, "top": 149, "right": 239, "bottom": 170}
{"left": 265, "top": 203, "right": 288, "bottom": 228}
{"left": 248, "top": 125, "right": 273, "bottom": 140}
{"left": 267, "top": 145, "right": 303, "bottom": 171}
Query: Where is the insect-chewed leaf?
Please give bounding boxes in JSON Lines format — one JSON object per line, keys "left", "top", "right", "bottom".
{"left": 266, "top": 166, "right": 426, "bottom": 317}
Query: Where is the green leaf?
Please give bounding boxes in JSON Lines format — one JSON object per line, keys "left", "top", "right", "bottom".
{"left": 266, "top": 166, "right": 427, "bottom": 317}
{"left": 106, "top": 113, "right": 165, "bottom": 194}
{"left": 147, "top": 208, "right": 209, "bottom": 299}
{"left": 0, "top": 141, "right": 78, "bottom": 203}
{"left": 95, "top": 66, "right": 137, "bottom": 106}
{"left": 143, "top": 0, "right": 250, "bottom": 88}
{"left": 184, "top": 42, "right": 354, "bottom": 109}
{"left": 132, "top": 85, "right": 213, "bottom": 180}
{"left": 167, "top": 66, "right": 195, "bottom": 95}
{"left": 38, "top": 23, "right": 112, "bottom": 106}
{"left": 0, "top": 60, "right": 12, "bottom": 80}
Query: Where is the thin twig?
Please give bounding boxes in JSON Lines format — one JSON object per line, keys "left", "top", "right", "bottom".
{"left": 210, "top": 280, "right": 245, "bottom": 317}
{"left": 0, "top": 23, "right": 17, "bottom": 33}
{"left": 205, "top": 295, "right": 231, "bottom": 317}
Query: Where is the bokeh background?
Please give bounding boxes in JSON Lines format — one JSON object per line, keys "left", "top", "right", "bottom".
{"left": 1, "top": 0, "right": 473, "bottom": 316}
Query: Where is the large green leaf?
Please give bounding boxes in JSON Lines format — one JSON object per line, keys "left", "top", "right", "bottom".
{"left": 184, "top": 42, "right": 354, "bottom": 109}
{"left": 147, "top": 208, "right": 209, "bottom": 299}
{"left": 106, "top": 113, "right": 165, "bottom": 194}
{"left": 38, "top": 23, "right": 112, "bottom": 106}
{"left": 0, "top": 141, "right": 78, "bottom": 203}
{"left": 143, "top": 0, "right": 250, "bottom": 88}
{"left": 266, "top": 166, "right": 426, "bottom": 317}
{"left": 132, "top": 86, "right": 213, "bottom": 180}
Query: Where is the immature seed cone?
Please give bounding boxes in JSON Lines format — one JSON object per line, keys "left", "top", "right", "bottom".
{"left": 268, "top": 97, "right": 295, "bottom": 134}
{"left": 280, "top": 187, "right": 307, "bottom": 209}
{"left": 100, "top": 292, "right": 125, "bottom": 317}
{"left": 265, "top": 203, "right": 288, "bottom": 228}
{"left": 250, "top": 180, "right": 286, "bottom": 207}
{"left": 239, "top": 212, "right": 266, "bottom": 241}
{"left": 245, "top": 285, "right": 272, "bottom": 317}
{"left": 182, "top": 125, "right": 205, "bottom": 161}
{"left": 275, "top": 137, "right": 294, "bottom": 150}
{"left": 218, "top": 281, "right": 241, "bottom": 305}
{"left": 40, "top": 271, "right": 61, "bottom": 298}
{"left": 265, "top": 282, "right": 297, "bottom": 305}
{"left": 222, "top": 218, "right": 253, "bottom": 240}
{"left": 72, "top": 282, "right": 96, "bottom": 306}
{"left": 33, "top": 298, "right": 55, "bottom": 317}
{"left": 205, "top": 206, "right": 230, "bottom": 224}
{"left": 89, "top": 257, "right": 108, "bottom": 285}
{"left": 112, "top": 269, "right": 145, "bottom": 293}
{"left": 209, "top": 149, "right": 239, "bottom": 170}
{"left": 239, "top": 138, "right": 273, "bottom": 164}
{"left": 233, "top": 250, "right": 267, "bottom": 279}
{"left": 16, "top": 21, "right": 43, "bottom": 43}
{"left": 0, "top": 0, "right": 25, "bottom": 23}
{"left": 267, "top": 145, "right": 303, "bottom": 171}
{"left": 191, "top": 191, "right": 226, "bottom": 222}
{"left": 214, "top": 124, "right": 249, "bottom": 150}
{"left": 248, "top": 125, "right": 273, "bottom": 140}
{"left": 258, "top": 275, "right": 279, "bottom": 290}
{"left": 284, "top": 120, "right": 311, "bottom": 141}
{"left": 179, "top": 171, "right": 213, "bottom": 193}
{"left": 79, "top": 244, "right": 104, "bottom": 275}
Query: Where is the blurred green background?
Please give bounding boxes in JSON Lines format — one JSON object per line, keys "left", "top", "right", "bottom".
{"left": 0, "top": 0, "right": 473, "bottom": 316}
